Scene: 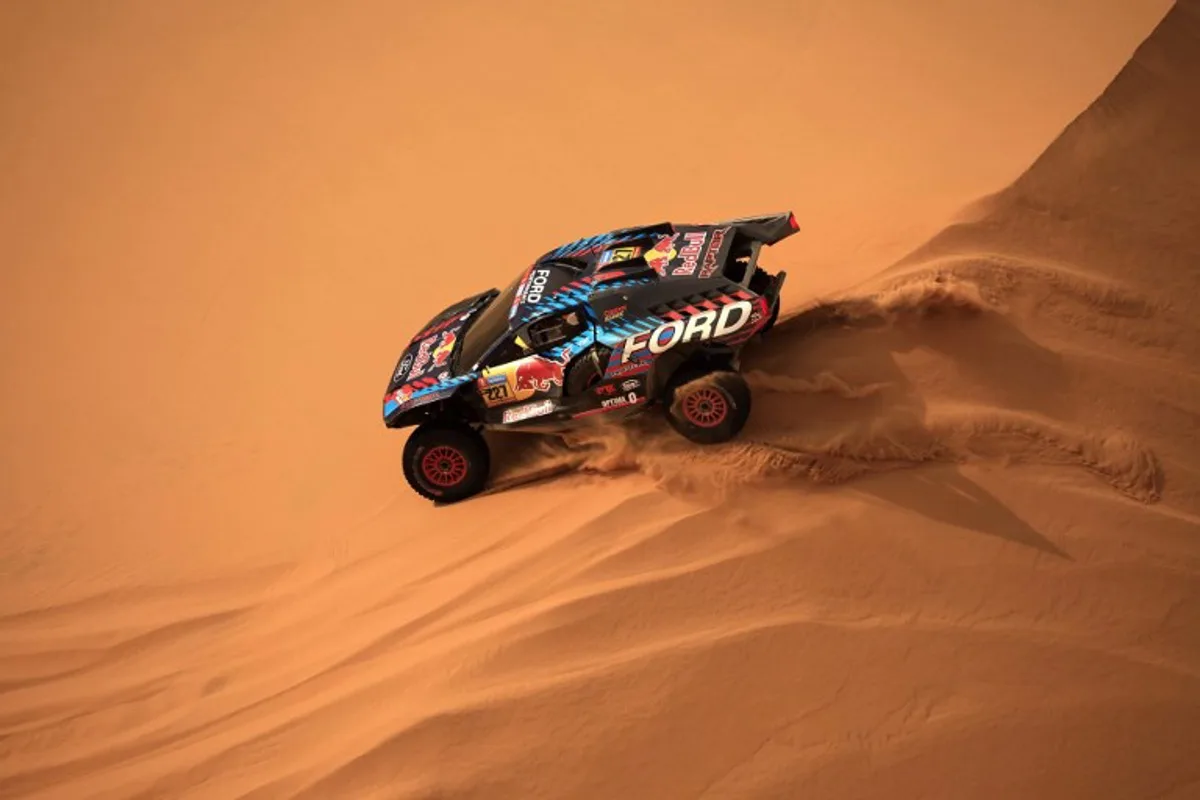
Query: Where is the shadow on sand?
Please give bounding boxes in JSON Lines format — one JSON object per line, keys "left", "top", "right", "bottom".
{"left": 850, "top": 464, "right": 1070, "bottom": 559}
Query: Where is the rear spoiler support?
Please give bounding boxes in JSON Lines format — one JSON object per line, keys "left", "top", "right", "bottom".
{"left": 738, "top": 241, "right": 763, "bottom": 288}
{"left": 734, "top": 239, "right": 787, "bottom": 302}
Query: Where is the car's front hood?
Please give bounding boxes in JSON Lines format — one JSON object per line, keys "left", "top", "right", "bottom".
{"left": 385, "top": 290, "right": 492, "bottom": 397}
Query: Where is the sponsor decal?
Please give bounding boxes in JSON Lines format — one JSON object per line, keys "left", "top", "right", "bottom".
{"left": 620, "top": 300, "right": 754, "bottom": 363}
{"left": 671, "top": 231, "right": 708, "bottom": 277}
{"left": 698, "top": 227, "right": 729, "bottom": 279}
{"left": 386, "top": 385, "right": 413, "bottom": 407}
{"left": 514, "top": 356, "right": 563, "bottom": 393}
{"left": 431, "top": 330, "right": 456, "bottom": 368}
{"left": 574, "top": 391, "right": 646, "bottom": 418}
{"left": 408, "top": 333, "right": 439, "bottom": 377}
{"left": 604, "top": 359, "right": 651, "bottom": 380}
{"left": 600, "top": 391, "right": 641, "bottom": 410}
{"left": 594, "top": 383, "right": 617, "bottom": 396}
{"left": 621, "top": 378, "right": 641, "bottom": 392}
{"left": 478, "top": 355, "right": 564, "bottom": 407}
{"left": 643, "top": 234, "right": 678, "bottom": 275}
{"left": 503, "top": 399, "right": 556, "bottom": 424}
{"left": 603, "top": 305, "right": 627, "bottom": 323}
{"left": 480, "top": 380, "right": 512, "bottom": 405}
{"left": 599, "top": 246, "right": 641, "bottom": 266}
{"left": 393, "top": 352, "right": 414, "bottom": 382}
{"left": 525, "top": 267, "right": 552, "bottom": 305}
{"left": 744, "top": 297, "right": 770, "bottom": 330}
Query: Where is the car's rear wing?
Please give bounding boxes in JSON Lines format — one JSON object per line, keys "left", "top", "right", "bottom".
{"left": 713, "top": 210, "right": 800, "bottom": 247}
{"left": 712, "top": 211, "right": 798, "bottom": 295}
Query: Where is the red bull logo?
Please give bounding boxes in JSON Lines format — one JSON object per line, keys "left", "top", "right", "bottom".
{"left": 671, "top": 231, "right": 708, "bottom": 277}
{"left": 644, "top": 234, "right": 678, "bottom": 274}
{"left": 409, "top": 334, "right": 437, "bottom": 377}
{"left": 432, "top": 330, "right": 456, "bottom": 367}
{"left": 514, "top": 357, "right": 563, "bottom": 393}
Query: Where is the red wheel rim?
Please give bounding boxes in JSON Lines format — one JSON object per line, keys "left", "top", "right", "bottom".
{"left": 681, "top": 386, "right": 728, "bottom": 428}
{"left": 421, "top": 445, "right": 469, "bottom": 487}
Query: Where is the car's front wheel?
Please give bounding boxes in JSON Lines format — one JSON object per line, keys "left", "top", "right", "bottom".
{"left": 664, "top": 368, "right": 752, "bottom": 445}
{"left": 402, "top": 421, "right": 491, "bottom": 503}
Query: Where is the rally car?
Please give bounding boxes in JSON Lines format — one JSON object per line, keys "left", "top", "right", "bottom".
{"left": 383, "top": 211, "right": 799, "bottom": 502}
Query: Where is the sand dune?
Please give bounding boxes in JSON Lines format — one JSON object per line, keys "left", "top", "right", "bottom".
{"left": 3, "top": 0, "right": 1200, "bottom": 798}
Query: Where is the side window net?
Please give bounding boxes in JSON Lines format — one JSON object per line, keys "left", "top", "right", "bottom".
{"left": 527, "top": 310, "right": 585, "bottom": 351}
{"left": 483, "top": 310, "right": 588, "bottom": 368}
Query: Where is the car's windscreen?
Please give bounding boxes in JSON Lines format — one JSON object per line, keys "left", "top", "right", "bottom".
{"left": 457, "top": 273, "right": 522, "bottom": 370}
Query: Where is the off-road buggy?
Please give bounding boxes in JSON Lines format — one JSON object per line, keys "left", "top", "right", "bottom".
{"left": 382, "top": 211, "right": 799, "bottom": 502}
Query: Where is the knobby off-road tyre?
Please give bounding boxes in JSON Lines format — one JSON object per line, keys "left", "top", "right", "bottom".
{"left": 402, "top": 421, "right": 491, "bottom": 503}
{"left": 664, "top": 368, "right": 752, "bottom": 445}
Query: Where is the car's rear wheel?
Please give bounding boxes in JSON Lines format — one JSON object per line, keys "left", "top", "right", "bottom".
{"left": 402, "top": 421, "right": 491, "bottom": 503}
{"left": 664, "top": 368, "right": 752, "bottom": 445}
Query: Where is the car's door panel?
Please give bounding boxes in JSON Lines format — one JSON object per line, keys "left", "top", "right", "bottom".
{"left": 471, "top": 307, "right": 594, "bottom": 425}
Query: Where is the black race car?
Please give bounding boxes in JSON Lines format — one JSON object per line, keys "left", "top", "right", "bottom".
{"left": 383, "top": 211, "right": 799, "bottom": 502}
